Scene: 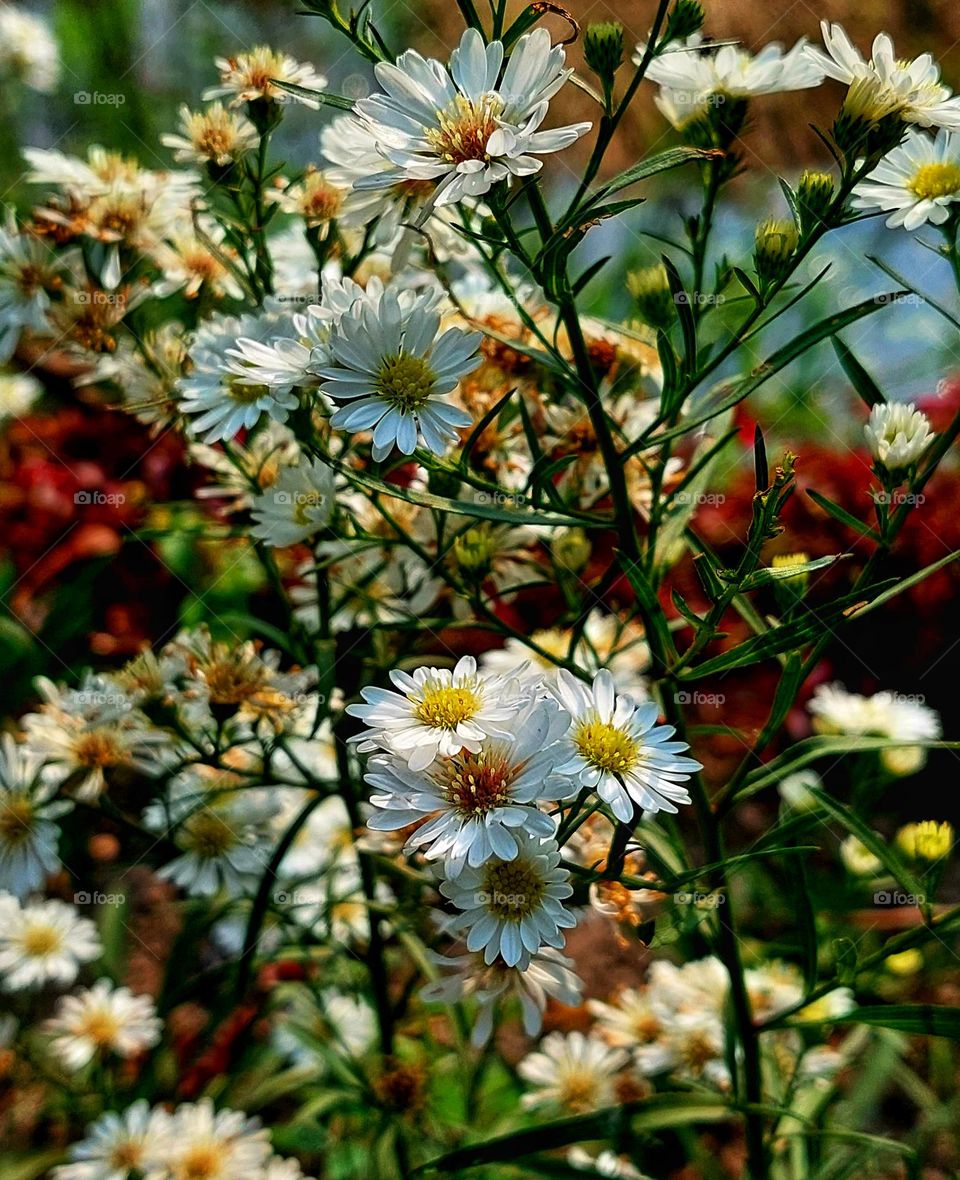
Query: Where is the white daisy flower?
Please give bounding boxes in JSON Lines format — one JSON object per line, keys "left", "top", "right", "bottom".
{"left": 0, "top": 6, "right": 59, "bottom": 93}
{"left": 178, "top": 310, "right": 301, "bottom": 443}
{"left": 0, "top": 212, "right": 59, "bottom": 363}
{"left": 365, "top": 694, "right": 574, "bottom": 874}
{"left": 203, "top": 46, "right": 327, "bottom": 108}
{"left": 0, "top": 894, "right": 101, "bottom": 990}
{"left": 161, "top": 102, "right": 258, "bottom": 166}
{"left": 164, "top": 1099, "right": 272, "bottom": 1180}
{"left": 22, "top": 677, "right": 173, "bottom": 803}
{"left": 150, "top": 221, "right": 245, "bottom": 302}
{"left": 145, "top": 773, "right": 278, "bottom": 898}
{"left": 588, "top": 987, "right": 664, "bottom": 1050}
{"left": 640, "top": 37, "right": 824, "bottom": 129}
{"left": 633, "top": 1006, "right": 727, "bottom": 1085}
{"left": 46, "top": 979, "right": 161, "bottom": 1070}
{"left": 0, "top": 733, "right": 73, "bottom": 898}
{"left": 319, "top": 286, "right": 479, "bottom": 461}
{"left": 421, "top": 945, "right": 583, "bottom": 1045}
{"left": 518, "top": 1030, "right": 630, "bottom": 1113}
{"left": 0, "top": 371, "right": 42, "bottom": 421}
{"left": 853, "top": 129, "right": 960, "bottom": 229}
{"left": 864, "top": 401, "right": 936, "bottom": 471}
{"left": 347, "top": 654, "right": 522, "bottom": 772}
{"left": 809, "top": 682, "right": 941, "bottom": 776}
{"left": 190, "top": 421, "right": 301, "bottom": 511}
{"left": 805, "top": 23, "right": 960, "bottom": 130}
{"left": 249, "top": 456, "right": 335, "bottom": 547}
{"left": 439, "top": 831, "right": 575, "bottom": 967}
{"left": 52, "top": 1100, "right": 172, "bottom": 1180}
{"left": 355, "top": 27, "right": 591, "bottom": 208}
{"left": 551, "top": 669, "right": 700, "bottom": 821}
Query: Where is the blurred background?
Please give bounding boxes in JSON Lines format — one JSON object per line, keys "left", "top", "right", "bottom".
{"left": 1, "top": 0, "right": 959, "bottom": 810}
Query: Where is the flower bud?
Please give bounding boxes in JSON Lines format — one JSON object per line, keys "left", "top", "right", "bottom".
{"left": 839, "top": 834, "right": 882, "bottom": 877}
{"left": 754, "top": 218, "right": 798, "bottom": 287}
{"left": 627, "top": 263, "right": 675, "bottom": 330}
{"left": 895, "top": 820, "right": 954, "bottom": 862}
{"left": 451, "top": 525, "right": 497, "bottom": 580}
{"left": 797, "top": 170, "right": 835, "bottom": 231}
{"left": 584, "top": 22, "right": 625, "bottom": 81}
{"left": 552, "top": 527, "right": 591, "bottom": 574}
{"left": 832, "top": 76, "right": 905, "bottom": 160}
{"left": 771, "top": 551, "right": 809, "bottom": 611}
{"left": 662, "top": 0, "right": 705, "bottom": 45}
{"left": 864, "top": 402, "right": 935, "bottom": 481}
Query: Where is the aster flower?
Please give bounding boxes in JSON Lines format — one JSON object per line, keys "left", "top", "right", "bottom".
{"left": 0, "top": 733, "right": 73, "bottom": 898}
{"left": 0, "top": 212, "right": 60, "bottom": 363}
{"left": 319, "top": 287, "right": 479, "bottom": 461}
{"left": 853, "top": 129, "right": 960, "bottom": 229}
{"left": 589, "top": 987, "right": 665, "bottom": 1050}
{"left": 864, "top": 401, "right": 936, "bottom": 473}
{"left": 518, "top": 1031, "right": 631, "bottom": 1113}
{"left": 145, "top": 770, "right": 279, "bottom": 897}
{"left": 161, "top": 102, "right": 258, "bottom": 166}
{"left": 439, "top": 831, "right": 575, "bottom": 966}
{"left": 364, "top": 695, "right": 574, "bottom": 874}
{"left": 46, "top": 979, "right": 161, "bottom": 1070}
{"left": 551, "top": 669, "right": 700, "bottom": 821}
{"left": 839, "top": 834, "right": 883, "bottom": 876}
{"left": 0, "top": 894, "right": 101, "bottom": 990}
{"left": 249, "top": 456, "right": 335, "bottom": 546}
{"left": 270, "top": 168, "right": 351, "bottom": 229}
{"left": 805, "top": 24, "right": 960, "bottom": 131}
{"left": 203, "top": 47, "right": 327, "bottom": 108}
{"left": 348, "top": 654, "right": 522, "bottom": 772}
{"left": 640, "top": 36, "right": 824, "bottom": 129}
{"left": 164, "top": 1099, "right": 272, "bottom": 1180}
{"left": 178, "top": 310, "right": 300, "bottom": 444}
{"left": 809, "top": 682, "right": 941, "bottom": 775}
{"left": 421, "top": 945, "right": 583, "bottom": 1045}
{"left": 355, "top": 28, "right": 591, "bottom": 208}
{"left": 0, "top": 6, "right": 59, "bottom": 93}
{"left": 52, "top": 1100, "right": 172, "bottom": 1180}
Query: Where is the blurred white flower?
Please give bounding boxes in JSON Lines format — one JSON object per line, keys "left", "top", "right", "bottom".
{"left": 46, "top": 979, "right": 161, "bottom": 1070}
{"left": 52, "top": 1100, "right": 172, "bottom": 1180}
{"left": 162, "top": 103, "right": 258, "bottom": 166}
{"left": 0, "top": 733, "right": 72, "bottom": 898}
{"left": 249, "top": 457, "right": 335, "bottom": 546}
{"left": 518, "top": 1031, "right": 630, "bottom": 1113}
{"left": 0, "top": 894, "right": 101, "bottom": 991}
{"left": 0, "top": 6, "right": 59, "bottom": 93}
{"left": 203, "top": 47, "right": 327, "bottom": 107}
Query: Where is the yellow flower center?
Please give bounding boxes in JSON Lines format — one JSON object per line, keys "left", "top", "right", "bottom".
{"left": 414, "top": 682, "right": 480, "bottom": 730}
{"left": 572, "top": 718, "right": 640, "bottom": 775}
{"left": 226, "top": 377, "right": 270, "bottom": 405}
{"left": 0, "top": 796, "right": 35, "bottom": 845}
{"left": 300, "top": 175, "right": 344, "bottom": 222}
{"left": 438, "top": 749, "right": 516, "bottom": 815}
{"left": 73, "top": 730, "right": 126, "bottom": 769}
{"left": 557, "top": 1070, "right": 602, "bottom": 1113}
{"left": 909, "top": 162, "right": 960, "bottom": 200}
{"left": 21, "top": 924, "right": 62, "bottom": 957}
{"left": 480, "top": 857, "right": 546, "bottom": 920}
{"left": 375, "top": 352, "right": 436, "bottom": 411}
{"left": 79, "top": 1007, "right": 122, "bottom": 1046}
{"left": 178, "top": 1144, "right": 224, "bottom": 1180}
{"left": 426, "top": 93, "right": 505, "bottom": 165}
{"left": 293, "top": 491, "right": 327, "bottom": 525}
{"left": 182, "top": 810, "right": 240, "bottom": 858}
{"left": 109, "top": 1143, "right": 146, "bottom": 1169}
{"left": 195, "top": 125, "right": 235, "bottom": 158}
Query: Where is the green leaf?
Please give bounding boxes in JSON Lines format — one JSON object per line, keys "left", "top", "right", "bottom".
{"left": 270, "top": 78, "right": 355, "bottom": 110}
{"left": 844, "top": 550, "right": 960, "bottom": 619}
{"left": 831, "top": 336, "right": 886, "bottom": 407}
{"left": 806, "top": 488, "right": 882, "bottom": 542}
{"left": 412, "top": 1094, "right": 737, "bottom": 1174}
{"left": 738, "top": 552, "right": 849, "bottom": 591}
{"left": 831, "top": 1004, "right": 960, "bottom": 1039}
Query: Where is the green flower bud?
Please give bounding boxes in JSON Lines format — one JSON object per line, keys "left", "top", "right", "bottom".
{"left": 552, "top": 527, "right": 591, "bottom": 574}
{"left": 451, "top": 525, "right": 497, "bottom": 580}
{"left": 585, "top": 22, "right": 625, "bottom": 80}
{"left": 627, "top": 263, "right": 675, "bottom": 330}
{"left": 832, "top": 76, "right": 905, "bottom": 161}
{"left": 662, "top": 0, "right": 705, "bottom": 45}
{"left": 796, "top": 170, "right": 836, "bottom": 231}
{"left": 754, "top": 218, "right": 798, "bottom": 287}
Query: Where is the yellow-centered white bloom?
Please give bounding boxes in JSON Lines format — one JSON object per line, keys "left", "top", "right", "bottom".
{"left": 0, "top": 894, "right": 101, "bottom": 990}
{"left": 552, "top": 669, "right": 700, "bottom": 821}
{"left": 518, "top": 1031, "right": 631, "bottom": 1113}
{"left": 46, "top": 979, "right": 161, "bottom": 1070}
{"left": 348, "top": 654, "right": 523, "bottom": 772}
{"left": 0, "top": 6, "right": 59, "bottom": 93}
{"left": 52, "top": 1100, "right": 172, "bottom": 1180}
{"left": 161, "top": 103, "right": 258, "bottom": 166}
{"left": 203, "top": 47, "right": 327, "bottom": 107}
{"left": 805, "top": 24, "right": 960, "bottom": 130}
{"left": 853, "top": 129, "right": 960, "bottom": 229}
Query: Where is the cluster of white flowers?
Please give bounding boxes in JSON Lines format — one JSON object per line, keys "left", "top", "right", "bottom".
{"left": 351, "top": 659, "right": 698, "bottom": 999}
{"left": 53, "top": 1098, "right": 313, "bottom": 1180}
{"left": 0, "top": 5, "right": 60, "bottom": 93}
